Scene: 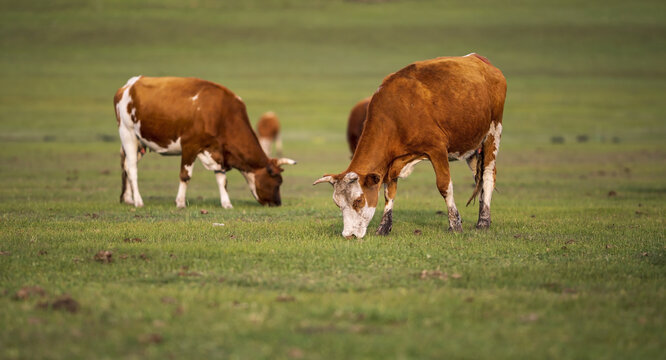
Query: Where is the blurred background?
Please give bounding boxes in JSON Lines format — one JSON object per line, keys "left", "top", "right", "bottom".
{"left": 1, "top": 0, "right": 664, "bottom": 204}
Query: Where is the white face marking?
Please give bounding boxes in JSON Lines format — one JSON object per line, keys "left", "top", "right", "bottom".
{"left": 191, "top": 93, "right": 199, "bottom": 101}
{"left": 241, "top": 171, "right": 258, "bottom": 200}
{"left": 399, "top": 159, "right": 423, "bottom": 178}
{"left": 332, "top": 172, "right": 376, "bottom": 238}
{"left": 197, "top": 151, "right": 222, "bottom": 171}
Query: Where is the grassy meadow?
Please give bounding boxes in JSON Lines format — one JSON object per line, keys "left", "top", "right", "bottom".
{"left": 1, "top": 0, "right": 665, "bottom": 358}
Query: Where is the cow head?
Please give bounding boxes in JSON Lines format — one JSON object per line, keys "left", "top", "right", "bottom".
{"left": 243, "top": 158, "right": 296, "bottom": 206}
{"left": 313, "top": 171, "right": 382, "bottom": 239}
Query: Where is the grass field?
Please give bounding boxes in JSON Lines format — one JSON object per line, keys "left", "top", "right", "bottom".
{"left": 1, "top": 0, "right": 665, "bottom": 359}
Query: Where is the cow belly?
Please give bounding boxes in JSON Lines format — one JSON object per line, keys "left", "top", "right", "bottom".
{"left": 135, "top": 122, "right": 182, "bottom": 155}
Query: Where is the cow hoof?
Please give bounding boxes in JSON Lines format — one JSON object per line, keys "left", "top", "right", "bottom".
{"left": 221, "top": 203, "right": 233, "bottom": 209}
{"left": 475, "top": 220, "right": 491, "bottom": 229}
{"left": 448, "top": 224, "right": 463, "bottom": 233}
{"left": 375, "top": 224, "right": 392, "bottom": 236}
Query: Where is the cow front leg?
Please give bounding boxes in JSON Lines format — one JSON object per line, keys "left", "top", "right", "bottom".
{"left": 214, "top": 171, "right": 233, "bottom": 209}
{"left": 429, "top": 151, "right": 462, "bottom": 232}
{"left": 376, "top": 180, "right": 397, "bottom": 235}
{"left": 477, "top": 122, "right": 502, "bottom": 229}
{"left": 197, "top": 151, "right": 233, "bottom": 209}
{"left": 176, "top": 154, "right": 196, "bottom": 208}
{"left": 119, "top": 126, "right": 143, "bottom": 207}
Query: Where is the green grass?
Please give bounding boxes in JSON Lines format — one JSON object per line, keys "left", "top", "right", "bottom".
{"left": 1, "top": 0, "right": 665, "bottom": 359}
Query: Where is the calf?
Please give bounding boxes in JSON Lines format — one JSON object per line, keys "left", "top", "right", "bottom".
{"left": 114, "top": 76, "right": 296, "bottom": 208}
{"left": 346, "top": 97, "right": 371, "bottom": 155}
{"left": 256, "top": 111, "right": 282, "bottom": 156}
{"left": 315, "top": 54, "right": 506, "bottom": 238}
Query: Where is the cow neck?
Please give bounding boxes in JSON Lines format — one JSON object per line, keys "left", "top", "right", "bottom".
{"left": 228, "top": 145, "right": 269, "bottom": 173}
{"left": 347, "top": 135, "right": 394, "bottom": 177}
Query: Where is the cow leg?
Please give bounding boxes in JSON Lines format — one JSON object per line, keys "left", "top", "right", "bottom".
{"left": 375, "top": 179, "right": 397, "bottom": 235}
{"left": 176, "top": 153, "right": 196, "bottom": 208}
{"left": 275, "top": 134, "right": 283, "bottom": 157}
{"left": 214, "top": 171, "right": 233, "bottom": 209}
{"left": 429, "top": 151, "right": 462, "bottom": 232}
{"left": 477, "top": 122, "right": 502, "bottom": 229}
{"left": 196, "top": 151, "right": 232, "bottom": 209}
{"left": 118, "top": 126, "right": 143, "bottom": 207}
{"left": 119, "top": 147, "right": 133, "bottom": 204}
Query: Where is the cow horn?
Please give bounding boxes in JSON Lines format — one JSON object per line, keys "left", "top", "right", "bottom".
{"left": 276, "top": 158, "right": 297, "bottom": 166}
{"left": 313, "top": 175, "right": 335, "bottom": 185}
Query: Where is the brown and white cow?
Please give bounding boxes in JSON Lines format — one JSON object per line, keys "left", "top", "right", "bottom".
{"left": 113, "top": 76, "right": 296, "bottom": 209}
{"left": 346, "top": 97, "right": 371, "bottom": 155}
{"left": 314, "top": 54, "right": 506, "bottom": 238}
{"left": 256, "top": 111, "right": 282, "bottom": 156}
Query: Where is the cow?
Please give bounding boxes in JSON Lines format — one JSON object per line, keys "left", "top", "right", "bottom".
{"left": 314, "top": 54, "right": 506, "bottom": 239}
{"left": 256, "top": 111, "right": 282, "bottom": 156}
{"left": 113, "top": 76, "right": 296, "bottom": 209}
{"left": 346, "top": 97, "right": 371, "bottom": 155}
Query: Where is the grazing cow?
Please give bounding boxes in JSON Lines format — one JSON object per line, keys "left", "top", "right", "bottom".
{"left": 114, "top": 76, "right": 296, "bottom": 209}
{"left": 314, "top": 54, "right": 506, "bottom": 238}
{"left": 256, "top": 111, "right": 282, "bottom": 156}
{"left": 346, "top": 97, "right": 371, "bottom": 155}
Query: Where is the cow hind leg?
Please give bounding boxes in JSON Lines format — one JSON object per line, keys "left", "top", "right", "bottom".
{"left": 119, "top": 126, "right": 144, "bottom": 207}
{"left": 119, "top": 147, "right": 134, "bottom": 204}
{"left": 476, "top": 122, "right": 502, "bottom": 229}
{"left": 429, "top": 151, "right": 462, "bottom": 232}
{"left": 376, "top": 179, "right": 397, "bottom": 235}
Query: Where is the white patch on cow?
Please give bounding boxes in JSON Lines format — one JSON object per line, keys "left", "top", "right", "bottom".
{"left": 175, "top": 164, "right": 193, "bottom": 208}
{"left": 332, "top": 173, "right": 376, "bottom": 239}
{"left": 399, "top": 159, "right": 423, "bottom": 178}
{"left": 464, "top": 53, "right": 475, "bottom": 57}
{"left": 134, "top": 122, "right": 182, "bottom": 155}
{"left": 241, "top": 171, "right": 258, "bottom": 200}
{"left": 235, "top": 95, "right": 242, "bottom": 101}
{"left": 383, "top": 199, "right": 394, "bottom": 214}
{"left": 176, "top": 181, "right": 188, "bottom": 208}
{"left": 445, "top": 181, "right": 456, "bottom": 210}
{"left": 489, "top": 122, "right": 502, "bottom": 157}
{"left": 197, "top": 151, "right": 222, "bottom": 171}
{"left": 448, "top": 149, "right": 476, "bottom": 161}
{"left": 259, "top": 137, "right": 272, "bottom": 156}
{"left": 191, "top": 93, "right": 199, "bottom": 102}
{"left": 116, "top": 77, "right": 144, "bottom": 207}
{"left": 215, "top": 171, "right": 233, "bottom": 209}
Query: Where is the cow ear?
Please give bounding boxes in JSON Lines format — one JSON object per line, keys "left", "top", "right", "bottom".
{"left": 364, "top": 173, "right": 381, "bottom": 187}
{"left": 266, "top": 163, "right": 283, "bottom": 176}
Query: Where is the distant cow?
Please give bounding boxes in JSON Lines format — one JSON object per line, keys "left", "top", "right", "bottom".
{"left": 315, "top": 54, "right": 506, "bottom": 238}
{"left": 256, "top": 111, "right": 282, "bottom": 156}
{"left": 346, "top": 97, "right": 371, "bottom": 155}
{"left": 114, "top": 76, "right": 296, "bottom": 209}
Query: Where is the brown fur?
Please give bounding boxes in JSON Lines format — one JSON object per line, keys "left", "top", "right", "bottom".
{"left": 346, "top": 97, "right": 371, "bottom": 154}
{"left": 114, "top": 77, "right": 287, "bottom": 206}
{"left": 327, "top": 54, "right": 506, "bottom": 232}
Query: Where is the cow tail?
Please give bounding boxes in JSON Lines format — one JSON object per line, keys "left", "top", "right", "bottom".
{"left": 466, "top": 145, "right": 484, "bottom": 206}
{"left": 120, "top": 147, "right": 127, "bottom": 203}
